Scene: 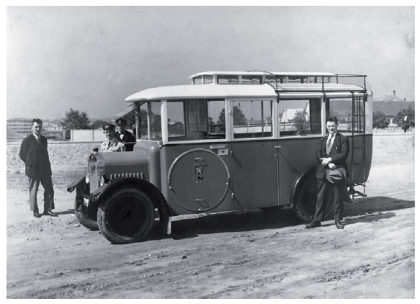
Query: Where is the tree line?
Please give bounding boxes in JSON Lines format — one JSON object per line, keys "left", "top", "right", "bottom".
{"left": 60, "top": 108, "right": 137, "bottom": 130}
{"left": 373, "top": 106, "right": 415, "bottom": 129}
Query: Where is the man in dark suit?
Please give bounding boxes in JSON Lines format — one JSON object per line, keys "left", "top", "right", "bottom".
{"left": 306, "top": 116, "right": 349, "bottom": 229}
{"left": 19, "top": 118, "right": 56, "bottom": 218}
{"left": 115, "top": 118, "right": 136, "bottom": 151}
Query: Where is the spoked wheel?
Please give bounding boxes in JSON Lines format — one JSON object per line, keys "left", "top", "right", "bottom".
{"left": 97, "top": 188, "right": 155, "bottom": 244}
{"left": 293, "top": 174, "right": 333, "bottom": 222}
{"left": 74, "top": 196, "right": 99, "bottom": 230}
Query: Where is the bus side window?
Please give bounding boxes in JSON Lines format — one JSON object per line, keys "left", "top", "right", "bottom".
{"left": 168, "top": 99, "right": 226, "bottom": 141}
{"left": 233, "top": 100, "right": 273, "bottom": 139}
{"left": 279, "top": 99, "right": 321, "bottom": 136}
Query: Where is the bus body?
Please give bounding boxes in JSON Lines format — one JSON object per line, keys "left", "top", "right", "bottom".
{"left": 68, "top": 71, "right": 372, "bottom": 244}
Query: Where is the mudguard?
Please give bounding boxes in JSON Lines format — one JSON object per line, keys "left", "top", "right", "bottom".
{"left": 67, "top": 175, "right": 86, "bottom": 193}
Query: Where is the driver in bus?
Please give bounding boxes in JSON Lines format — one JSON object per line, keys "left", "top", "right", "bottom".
{"left": 100, "top": 124, "right": 125, "bottom": 152}
{"left": 306, "top": 116, "right": 349, "bottom": 230}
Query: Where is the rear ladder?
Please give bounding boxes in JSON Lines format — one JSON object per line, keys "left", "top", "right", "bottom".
{"left": 348, "top": 93, "right": 367, "bottom": 199}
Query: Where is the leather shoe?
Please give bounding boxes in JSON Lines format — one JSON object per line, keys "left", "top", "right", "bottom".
{"left": 43, "top": 210, "right": 58, "bottom": 217}
{"left": 33, "top": 212, "right": 41, "bottom": 218}
{"left": 335, "top": 220, "right": 344, "bottom": 229}
{"left": 305, "top": 220, "right": 321, "bottom": 229}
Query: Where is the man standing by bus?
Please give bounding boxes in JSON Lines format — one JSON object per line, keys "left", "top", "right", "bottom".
{"left": 19, "top": 118, "right": 56, "bottom": 218}
{"left": 306, "top": 116, "right": 349, "bottom": 230}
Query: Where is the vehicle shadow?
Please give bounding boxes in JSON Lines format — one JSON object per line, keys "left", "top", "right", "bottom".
{"left": 146, "top": 196, "right": 414, "bottom": 241}
{"left": 55, "top": 209, "right": 75, "bottom": 216}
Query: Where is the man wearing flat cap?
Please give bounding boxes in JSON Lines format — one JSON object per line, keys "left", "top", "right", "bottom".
{"left": 306, "top": 116, "right": 349, "bottom": 230}
{"left": 115, "top": 118, "right": 136, "bottom": 151}
{"left": 100, "top": 124, "right": 125, "bottom": 152}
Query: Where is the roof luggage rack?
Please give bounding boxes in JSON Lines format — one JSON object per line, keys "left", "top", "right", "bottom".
{"left": 264, "top": 74, "right": 367, "bottom": 93}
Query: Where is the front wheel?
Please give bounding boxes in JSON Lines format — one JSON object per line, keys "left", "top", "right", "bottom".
{"left": 74, "top": 196, "right": 99, "bottom": 230}
{"left": 97, "top": 188, "right": 155, "bottom": 244}
{"left": 293, "top": 174, "right": 333, "bottom": 222}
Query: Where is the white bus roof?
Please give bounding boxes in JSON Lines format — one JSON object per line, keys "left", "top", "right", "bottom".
{"left": 125, "top": 83, "right": 368, "bottom": 103}
{"left": 189, "top": 71, "right": 336, "bottom": 78}
{"left": 125, "top": 84, "right": 277, "bottom": 102}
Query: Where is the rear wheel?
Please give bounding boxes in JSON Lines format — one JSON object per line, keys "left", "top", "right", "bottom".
{"left": 97, "top": 188, "right": 155, "bottom": 244}
{"left": 293, "top": 174, "right": 333, "bottom": 222}
{"left": 74, "top": 196, "right": 99, "bottom": 230}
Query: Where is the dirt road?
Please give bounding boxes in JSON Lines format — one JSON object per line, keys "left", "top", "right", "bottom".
{"left": 6, "top": 135, "right": 415, "bottom": 298}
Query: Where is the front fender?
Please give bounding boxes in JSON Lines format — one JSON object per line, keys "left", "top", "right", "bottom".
{"left": 67, "top": 174, "right": 85, "bottom": 192}
{"left": 88, "top": 177, "right": 171, "bottom": 220}
{"left": 88, "top": 178, "right": 146, "bottom": 212}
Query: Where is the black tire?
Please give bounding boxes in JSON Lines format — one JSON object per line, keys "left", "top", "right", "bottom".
{"left": 97, "top": 187, "right": 155, "bottom": 244}
{"left": 74, "top": 196, "right": 99, "bottom": 230}
{"left": 293, "top": 174, "right": 333, "bottom": 222}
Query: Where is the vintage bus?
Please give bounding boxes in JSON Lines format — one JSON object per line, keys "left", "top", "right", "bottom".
{"left": 68, "top": 71, "right": 372, "bottom": 244}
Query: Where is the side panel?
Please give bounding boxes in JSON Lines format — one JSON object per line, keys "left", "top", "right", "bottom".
{"left": 278, "top": 134, "right": 373, "bottom": 207}
{"left": 277, "top": 137, "right": 320, "bottom": 206}
{"left": 230, "top": 140, "right": 279, "bottom": 209}
{"left": 134, "top": 141, "right": 162, "bottom": 190}
{"left": 347, "top": 134, "right": 373, "bottom": 184}
{"left": 160, "top": 143, "right": 232, "bottom": 215}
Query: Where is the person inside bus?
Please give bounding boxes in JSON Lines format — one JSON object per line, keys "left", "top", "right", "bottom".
{"left": 100, "top": 124, "right": 125, "bottom": 152}
{"left": 306, "top": 116, "right": 349, "bottom": 230}
{"left": 115, "top": 117, "right": 136, "bottom": 151}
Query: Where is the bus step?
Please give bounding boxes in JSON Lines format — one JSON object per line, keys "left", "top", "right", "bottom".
{"left": 348, "top": 186, "right": 367, "bottom": 199}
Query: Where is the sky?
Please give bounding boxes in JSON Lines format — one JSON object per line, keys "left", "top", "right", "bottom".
{"left": 6, "top": 5, "right": 415, "bottom": 121}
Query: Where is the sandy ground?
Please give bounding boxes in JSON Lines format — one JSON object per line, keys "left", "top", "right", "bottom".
{"left": 6, "top": 134, "right": 415, "bottom": 299}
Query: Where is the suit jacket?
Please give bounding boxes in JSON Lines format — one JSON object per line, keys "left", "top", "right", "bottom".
{"left": 19, "top": 134, "right": 52, "bottom": 178}
{"left": 315, "top": 132, "right": 349, "bottom": 180}
{"left": 115, "top": 130, "right": 136, "bottom": 151}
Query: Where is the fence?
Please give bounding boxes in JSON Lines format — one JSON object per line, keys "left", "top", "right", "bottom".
{"left": 70, "top": 129, "right": 104, "bottom": 142}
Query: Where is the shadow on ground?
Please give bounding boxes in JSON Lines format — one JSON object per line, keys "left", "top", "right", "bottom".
{"left": 146, "top": 196, "right": 414, "bottom": 241}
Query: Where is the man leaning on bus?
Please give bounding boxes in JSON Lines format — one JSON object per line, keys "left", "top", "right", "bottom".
{"left": 306, "top": 116, "right": 349, "bottom": 230}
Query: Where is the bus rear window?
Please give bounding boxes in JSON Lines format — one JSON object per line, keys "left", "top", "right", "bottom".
{"left": 328, "top": 97, "right": 365, "bottom": 133}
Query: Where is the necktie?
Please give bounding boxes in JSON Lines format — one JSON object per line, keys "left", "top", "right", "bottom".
{"left": 326, "top": 136, "right": 333, "bottom": 154}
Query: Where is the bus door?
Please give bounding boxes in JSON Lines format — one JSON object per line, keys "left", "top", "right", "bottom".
{"left": 230, "top": 99, "right": 279, "bottom": 209}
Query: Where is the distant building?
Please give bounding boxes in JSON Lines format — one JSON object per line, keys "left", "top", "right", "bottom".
{"left": 373, "top": 90, "right": 405, "bottom": 102}
{"left": 7, "top": 118, "right": 63, "bottom": 134}
{"left": 7, "top": 118, "right": 33, "bottom": 134}
{"left": 373, "top": 101, "right": 415, "bottom": 117}
{"left": 7, "top": 118, "right": 64, "bottom": 141}
{"left": 280, "top": 102, "right": 309, "bottom": 124}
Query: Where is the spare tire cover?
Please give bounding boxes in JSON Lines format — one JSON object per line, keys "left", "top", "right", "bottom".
{"left": 168, "top": 148, "right": 230, "bottom": 212}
